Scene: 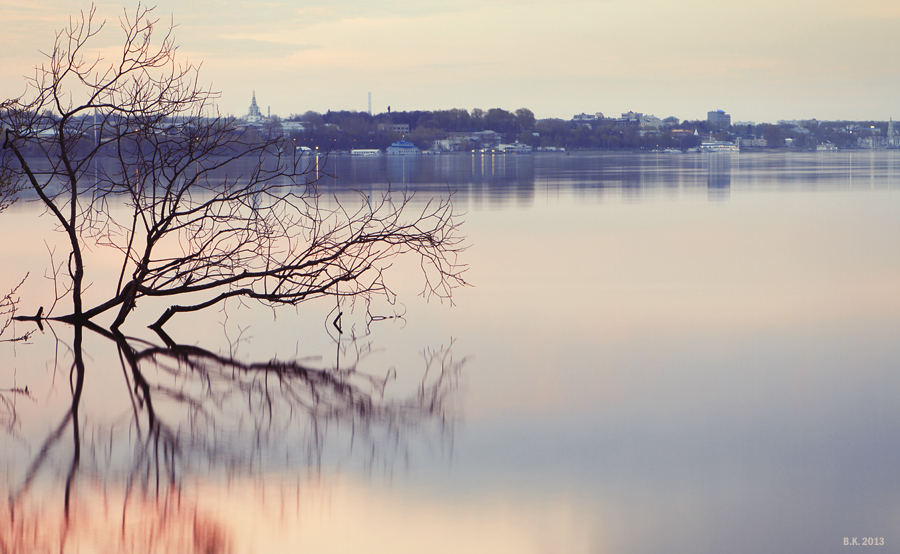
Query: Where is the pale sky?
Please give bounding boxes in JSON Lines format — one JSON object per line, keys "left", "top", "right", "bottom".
{"left": 2, "top": 0, "right": 899, "bottom": 123}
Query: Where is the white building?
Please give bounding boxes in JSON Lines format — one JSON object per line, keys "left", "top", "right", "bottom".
{"left": 573, "top": 112, "right": 603, "bottom": 122}
{"left": 498, "top": 142, "right": 533, "bottom": 154}
{"left": 280, "top": 121, "right": 306, "bottom": 135}
{"left": 699, "top": 140, "right": 739, "bottom": 152}
{"left": 247, "top": 91, "right": 262, "bottom": 124}
{"left": 889, "top": 118, "right": 900, "bottom": 148}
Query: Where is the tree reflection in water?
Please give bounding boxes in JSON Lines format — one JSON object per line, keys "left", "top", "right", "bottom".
{"left": 1, "top": 320, "right": 463, "bottom": 552}
{"left": 3, "top": 481, "right": 230, "bottom": 553}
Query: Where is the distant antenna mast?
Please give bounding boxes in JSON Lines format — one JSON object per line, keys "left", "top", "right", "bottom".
{"left": 368, "top": 92, "right": 372, "bottom": 116}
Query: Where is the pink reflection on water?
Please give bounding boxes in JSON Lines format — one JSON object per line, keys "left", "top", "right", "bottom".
{"left": 2, "top": 481, "right": 230, "bottom": 553}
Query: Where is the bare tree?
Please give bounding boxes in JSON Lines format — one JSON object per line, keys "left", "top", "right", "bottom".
{"left": 1, "top": 4, "right": 467, "bottom": 332}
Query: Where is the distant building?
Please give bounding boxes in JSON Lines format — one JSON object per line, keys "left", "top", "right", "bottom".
{"left": 573, "top": 112, "right": 603, "bottom": 122}
{"left": 889, "top": 118, "right": 900, "bottom": 148}
{"left": 431, "top": 139, "right": 460, "bottom": 152}
{"left": 700, "top": 140, "right": 739, "bottom": 152}
{"left": 497, "top": 142, "right": 533, "bottom": 154}
{"left": 572, "top": 113, "right": 600, "bottom": 129}
{"left": 469, "top": 130, "right": 502, "bottom": 148}
{"left": 739, "top": 135, "right": 768, "bottom": 148}
{"left": 639, "top": 115, "right": 662, "bottom": 130}
{"left": 247, "top": 91, "right": 263, "bottom": 124}
{"left": 613, "top": 112, "right": 642, "bottom": 128}
{"left": 438, "top": 131, "right": 502, "bottom": 151}
{"left": 859, "top": 136, "right": 888, "bottom": 149}
{"left": 386, "top": 140, "right": 421, "bottom": 155}
{"left": 707, "top": 110, "right": 731, "bottom": 129}
{"left": 378, "top": 123, "right": 410, "bottom": 135}
{"left": 280, "top": 121, "right": 307, "bottom": 134}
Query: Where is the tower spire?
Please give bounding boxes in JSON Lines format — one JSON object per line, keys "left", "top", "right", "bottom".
{"left": 247, "top": 91, "right": 262, "bottom": 123}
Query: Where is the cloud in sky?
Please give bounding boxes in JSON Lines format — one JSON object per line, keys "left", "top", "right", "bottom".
{"left": 1, "top": 0, "right": 899, "bottom": 122}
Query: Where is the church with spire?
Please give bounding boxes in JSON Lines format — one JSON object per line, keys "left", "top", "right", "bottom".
{"left": 239, "top": 91, "right": 305, "bottom": 136}
{"left": 247, "top": 91, "right": 263, "bottom": 124}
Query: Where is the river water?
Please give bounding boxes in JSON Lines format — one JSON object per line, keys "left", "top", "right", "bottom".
{"left": 2, "top": 151, "right": 900, "bottom": 553}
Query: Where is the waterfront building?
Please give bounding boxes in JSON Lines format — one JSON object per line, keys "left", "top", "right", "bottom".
{"left": 386, "top": 140, "right": 421, "bottom": 155}
{"left": 859, "top": 136, "right": 888, "bottom": 149}
{"left": 430, "top": 139, "right": 458, "bottom": 152}
{"left": 889, "top": 118, "right": 900, "bottom": 148}
{"left": 738, "top": 135, "right": 768, "bottom": 148}
{"left": 699, "top": 140, "right": 739, "bottom": 152}
{"left": 498, "top": 142, "right": 533, "bottom": 154}
{"left": 466, "top": 130, "right": 501, "bottom": 148}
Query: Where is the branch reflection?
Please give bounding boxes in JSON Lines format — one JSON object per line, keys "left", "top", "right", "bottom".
{"left": 2, "top": 322, "right": 463, "bottom": 552}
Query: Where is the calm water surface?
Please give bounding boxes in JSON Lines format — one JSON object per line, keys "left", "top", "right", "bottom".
{"left": 2, "top": 151, "right": 900, "bottom": 553}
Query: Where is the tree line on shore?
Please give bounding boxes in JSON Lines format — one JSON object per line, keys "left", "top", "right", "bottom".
{"left": 274, "top": 108, "right": 893, "bottom": 152}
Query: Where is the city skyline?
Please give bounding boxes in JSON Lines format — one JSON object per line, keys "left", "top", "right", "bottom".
{"left": 1, "top": 0, "right": 899, "bottom": 123}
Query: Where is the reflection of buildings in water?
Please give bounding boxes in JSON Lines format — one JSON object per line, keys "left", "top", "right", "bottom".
{"left": 385, "top": 153, "right": 420, "bottom": 187}
{"left": 549, "top": 153, "right": 711, "bottom": 198}
{"left": 706, "top": 152, "right": 732, "bottom": 201}
{"left": 470, "top": 151, "right": 536, "bottom": 205}
{"left": 318, "top": 153, "right": 536, "bottom": 207}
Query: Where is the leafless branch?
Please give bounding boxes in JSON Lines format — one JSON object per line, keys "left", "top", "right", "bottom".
{"left": 0, "top": 274, "right": 35, "bottom": 342}
{"left": 1, "top": 3, "right": 468, "bottom": 334}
